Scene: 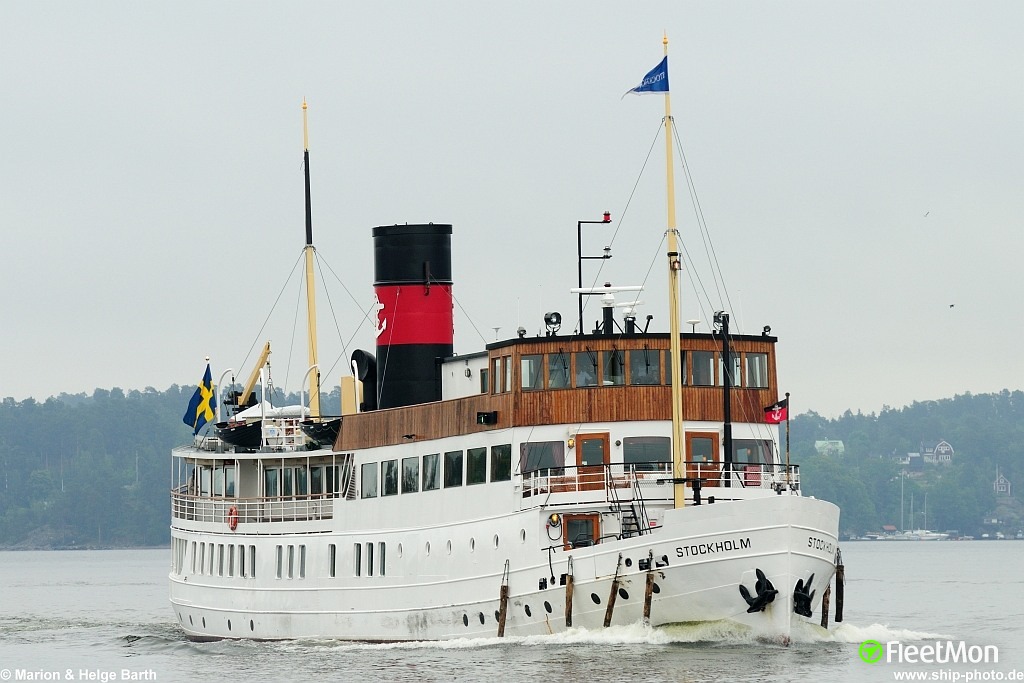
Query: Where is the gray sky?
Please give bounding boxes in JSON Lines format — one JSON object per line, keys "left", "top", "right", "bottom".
{"left": 2, "top": 2, "right": 1021, "bottom": 418}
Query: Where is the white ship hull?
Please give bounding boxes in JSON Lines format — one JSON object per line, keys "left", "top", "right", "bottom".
{"left": 170, "top": 494, "right": 839, "bottom": 641}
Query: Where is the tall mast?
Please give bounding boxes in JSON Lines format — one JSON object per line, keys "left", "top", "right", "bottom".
{"left": 662, "top": 34, "right": 686, "bottom": 509}
{"left": 302, "top": 99, "right": 321, "bottom": 419}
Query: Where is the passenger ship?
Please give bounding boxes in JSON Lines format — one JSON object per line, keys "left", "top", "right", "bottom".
{"left": 169, "top": 65, "right": 840, "bottom": 643}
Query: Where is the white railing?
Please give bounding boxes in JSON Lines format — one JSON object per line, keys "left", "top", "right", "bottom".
{"left": 519, "top": 461, "right": 800, "bottom": 503}
{"left": 171, "top": 490, "right": 334, "bottom": 525}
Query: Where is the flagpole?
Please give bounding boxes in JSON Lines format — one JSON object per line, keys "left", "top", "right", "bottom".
{"left": 785, "top": 391, "right": 791, "bottom": 487}
{"left": 661, "top": 33, "right": 686, "bottom": 510}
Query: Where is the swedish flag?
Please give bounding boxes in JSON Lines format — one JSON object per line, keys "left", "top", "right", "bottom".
{"left": 183, "top": 363, "right": 217, "bottom": 434}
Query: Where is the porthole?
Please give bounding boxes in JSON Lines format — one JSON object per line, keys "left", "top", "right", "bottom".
{"left": 250, "top": 620, "right": 254, "bottom": 632}
{"left": 397, "top": 543, "right": 404, "bottom": 558}
{"left": 425, "top": 541, "right": 431, "bottom": 556}
{"left": 470, "top": 538, "right": 476, "bottom": 552}
{"left": 625, "top": 558, "right": 633, "bottom": 568}
{"left": 618, "top": 588, "right": 630, "bottom": 600}
{"left": 525, "top": 605, "right": 532, "bottom": 617}
{"left": 478, "top": 612, "right": 485, "bottom": 625}
{"left": 590, "top": 593, "right": 601, "bottom": 604}
{"left": 446, "top": 540, "right": 452, "bottom": 555}
{"left": 652, "top": 583, "right": 661, "bottom": 594}
{"left": 494, "top": 610, "right": 500, "bottom": 622}
{"left": 544, "top": 601, "right": 552, "bottom": 614}
{"left": 202, "top": 617, "right": 206, "bottom": 628}
{"left": 227, "top": 619, "right": 232, "bottom": 631}
{"left": 493, "top": 534, "right": 499, "bottom": 549}
{"left": 519, "top": 529, "right": 527, "bottom": 543}
{"left": 463, "top": 614, "right": 469, "bottom": 627}
{"left": 189, "top": 615, "right": 193, "bottom": 626}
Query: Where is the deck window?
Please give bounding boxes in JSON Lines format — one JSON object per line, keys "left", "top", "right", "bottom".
{"left": 224, "top": 465, "right": 235, "bottom": 497}
{"left": 623, "top": 436, "right": 671, "bottom": 472}
{"left": 521, "top": 354, "right": 543, "bottom": 391}
{"left": 547, "top": 352, "right": 570, "bottom": 389}
{"left": 329, "top": 544, "right": 336, "bottom": 578}
{"left": 444, "top": 450, "right": 463, "bottom": 487}
{"left": 249, "top": 546, "right": 256, "bottom": 578}
{"left": 299, "top": 545, "right": 306, "bottom": 579}
{"left": 275, "top": 545, "right": 283, "bottom": 579}
{"left": 733, "top": 439, "right": 774, "bottom": 466}
{"left": 310, "top": 466, "right": 324, "bottom": 495}
{"left": 629, "top": 349, "right": 661, "bottom": 385}
{"left": 402, "top": 456, "right": 420, "bottom": 493}
{"left": 692, "top": 351, "right": 715, "bottom": 386}
{"left": 490, "top": 444, "right": 512, "bottom": 481}
{"left": 479, "top": 367, "right": 489, "bottom": 394}
{"left": 238, "top": 544, "right": 246, "bottom": 578}
{"left": 746, "top": 353, "right": 768, "bottom": 388}
{"left": 602, "top": 350, "right": 625, "bottom": 386}
{"left": 282, "top": 468, "right": 294, "bottom": 497}
{"left": 422, "top": 453, "right": 440, "bottom": 491}
{"left": 366, "top": 542, "right": 374, "bottom": 577}
{"left": 360, "top": 462, "right": 378, "bottom": 499}
{"left": 520, "top": 441, "right": 565, "bottom": 474}
{"left": 382, "top": 460, "right": 399, "bottom": 496}
{"left": 467, "top": 447, "right": 487, "bottom": 485}
{"left": 287, "top": 545, "right": 295, "bottom": 579}
{"left": 379, "top": 542, "right": 386, "bottom": 577}
{"left": 295, "top": 467, "right": 308, "bottom": 496}
{"left": 199, "top": 467, "right": 211, "bottom": 496}
{"left": 574, "top": 351, "right": 598, "bottom": 387}
{"left": 354, "top": 543, "right": 361, "bottom": 577}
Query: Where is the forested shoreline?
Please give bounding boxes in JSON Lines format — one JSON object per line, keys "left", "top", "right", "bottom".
{"left": 0, "top": 387, "right": 1020, "bottom": 548}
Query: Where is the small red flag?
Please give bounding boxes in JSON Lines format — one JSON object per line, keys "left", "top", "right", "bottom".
{"left": 764, "top": 398, "right": 789, "bottom": 424}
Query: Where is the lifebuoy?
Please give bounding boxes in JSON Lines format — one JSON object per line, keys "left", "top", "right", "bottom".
{"left": 227, "top": 505, "right": 239, "bottom": 531}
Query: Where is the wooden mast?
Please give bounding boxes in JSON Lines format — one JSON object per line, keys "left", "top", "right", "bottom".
{"left": 302, "top": 99, "right": 321, "bottom": 419}
{"left": 662, "top": 35, "right": 686, "bottom": 509}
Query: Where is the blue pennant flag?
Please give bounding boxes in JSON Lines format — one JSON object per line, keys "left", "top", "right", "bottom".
{"left": 624, "top": 56, "right": 670, "bottom": 96}
{"left": 183, "top": 363, "right": 216, "bottom": 435}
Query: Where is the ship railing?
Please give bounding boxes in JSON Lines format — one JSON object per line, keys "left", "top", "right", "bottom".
{"left": 170, "top": 490, "right": 334, "bottom": 525}
{"left": 519, "top": 460, "right": 800, "bottom": 503}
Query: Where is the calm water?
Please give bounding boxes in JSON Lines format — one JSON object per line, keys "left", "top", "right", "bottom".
{"left": 1, "top": 543, "right": 1022, "bottom": 682}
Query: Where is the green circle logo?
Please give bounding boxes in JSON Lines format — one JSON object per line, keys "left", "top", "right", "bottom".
{"left": 859, "top": 639, "right": 884, "bottom": 664}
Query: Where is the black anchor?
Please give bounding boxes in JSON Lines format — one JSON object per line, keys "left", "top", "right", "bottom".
{"left": 793, "top": 573, "right": 816, "bottom": 617}
{"left": 738, "top": 568, "right": 779, "bottom": 613}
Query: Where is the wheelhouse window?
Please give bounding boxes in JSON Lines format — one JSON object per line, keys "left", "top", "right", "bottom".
{"left": 601, "top": 349, "right": 625, "bottom": 386}
{"left": 746, "top": 353, "right": 768, "bottom": 388}
{"left": 692, "top": 351, "right": 715, "bottom": 386}
{"left": 479, "top": 367, "right": 489, "bottom": 394}
{"left": 574, "top": 351, "right": 598, "bottom": 387}
{"left": 503, "top": 356, "right": 512, "bottom": 394}
{"left": 629, "top": 349, "right": 660, "bottom": 385}
{"left": 521, "top": 355, "right": 543, "bottom": 391}
{"left": 382, "top": 459, "right": 398, "bottom": 496}
{"left": 547, "top": 352, "right": 570, "bottom": 389}
{"left": 490, "top": 444, "right": 512, "bottom": 482}
{"left": 467, "top": 447, "right": 487, "bottom": 485}
{"left": 718, "top": 355, "right": 741, "bottom": 387}
{"left": 664, "top": 350, "right": 686, "bottom": 386}
{"left": 444, "top": 450, "right": 463, "bottom": 488}
{"left": 401, "top": 456, "right": 419, "bottom": 493}
{"left": 623, "top": 436, "right": 671, "bottom": 472}
{"left": 520, "top": 441, "right": 565, "bottom": 474}
{"left": 422, "top": 453, "right": 440, "bottom": 491}
{"left": 360, "top": 462, "right": 378, "bottom": 498}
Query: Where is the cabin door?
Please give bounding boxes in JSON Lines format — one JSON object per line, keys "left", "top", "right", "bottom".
{"left": 576, "top": 433, "right": 609, "bottom": 491}
{"left": 685, "top": 432, "right": 720, "bottom": 488}
{"left": 563, "top": 513, "right": 600, "bottom": 550}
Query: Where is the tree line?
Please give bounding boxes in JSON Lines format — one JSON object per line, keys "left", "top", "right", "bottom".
{"left": 0, "top": 387, "right": 1019, "bottom": 547}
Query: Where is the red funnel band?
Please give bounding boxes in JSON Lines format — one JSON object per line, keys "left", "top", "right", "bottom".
{"left": 374, "top": 284, "right": 454, "bottom": 346}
